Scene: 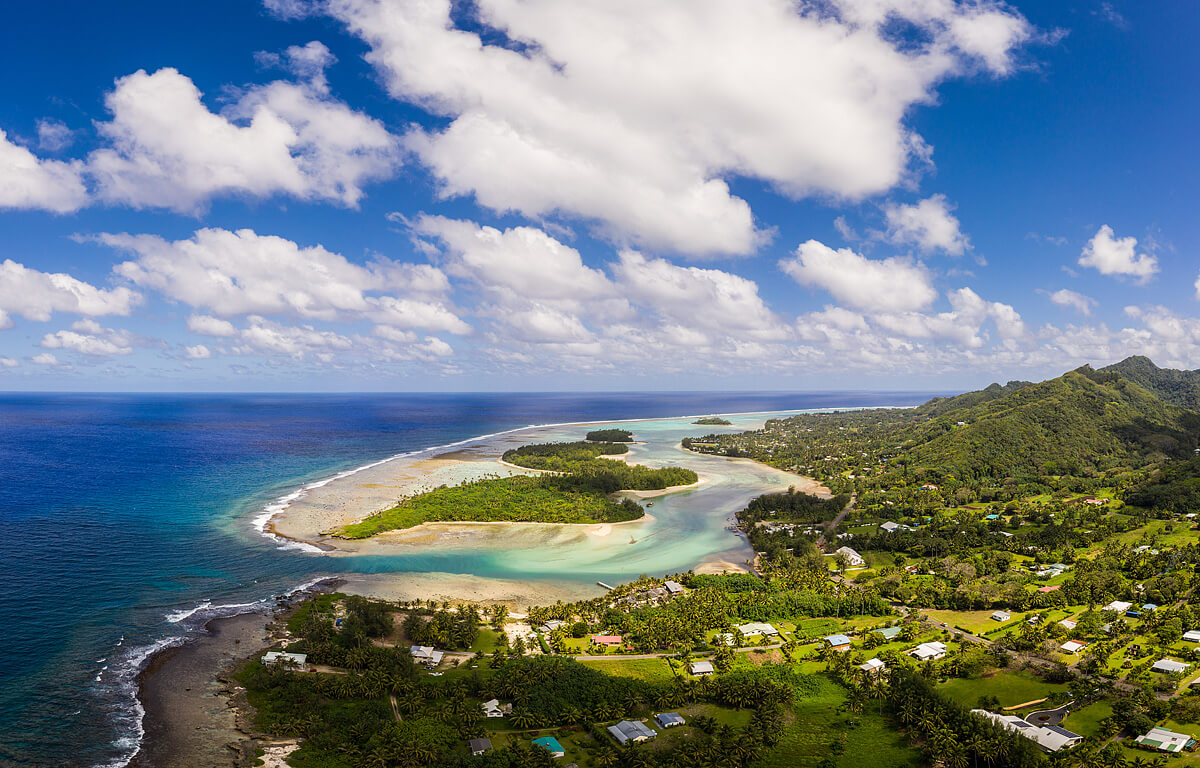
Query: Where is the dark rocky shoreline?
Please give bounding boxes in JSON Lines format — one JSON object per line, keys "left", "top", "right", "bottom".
{"left": 130, "top": 581, "right": 340, "bottom": 768}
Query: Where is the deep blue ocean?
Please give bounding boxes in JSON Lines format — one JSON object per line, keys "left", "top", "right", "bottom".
{"left": 0, "top": 391, "right": 932, "bottom": 767}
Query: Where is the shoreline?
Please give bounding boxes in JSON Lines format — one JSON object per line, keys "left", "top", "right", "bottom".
{"left": 129, "top": 580, "right": 340, "bottom": 768}
{"left": 252, "top": 405, "right": 867, "bottom": 550}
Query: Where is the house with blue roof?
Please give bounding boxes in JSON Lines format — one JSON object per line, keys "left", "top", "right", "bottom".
{"left": 532, "top": 736, "right": 565, "bottom": 758}
{"left": 824, "top": 634, "right": 851, "bottom": 651}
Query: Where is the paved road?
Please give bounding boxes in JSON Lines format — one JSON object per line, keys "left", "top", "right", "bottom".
{"left": 572, "top": 643, "right": 784, "bottom": 661}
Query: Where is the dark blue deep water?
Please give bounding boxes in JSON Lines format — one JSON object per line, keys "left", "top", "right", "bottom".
{"left": 0, "top": 391, "right": 930, "bottom": 766}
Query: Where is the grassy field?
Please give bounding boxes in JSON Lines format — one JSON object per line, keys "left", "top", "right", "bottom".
{"left": 938, "top": 670, "right": 1068, "bottom": 710}
{"left": 1062, "top": 700, "right": 1113, "bottom": 737}
{"left": 753, "top": 676, "right": 920, "bottom": 768}
{"left": 578, "top": 658, "right": 677, "bottom": 683}
{"left": 923, "top": 609, "right": 1013, "bottom": 635}
{"left": 469, "top": 628, "right": 503, "bottom": 654}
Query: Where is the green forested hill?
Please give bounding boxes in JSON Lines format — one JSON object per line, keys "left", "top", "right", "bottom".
{"left": 1100, "top": 355, "right": 1200, "bottom": 411}
{"left": 903, "top": 367, "right": 1200, "bottom": 482}
{"left": 688, "top": 361, "right": 1200, "bottom": 487}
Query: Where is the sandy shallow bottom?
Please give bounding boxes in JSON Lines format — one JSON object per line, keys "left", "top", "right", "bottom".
{"left": 339, "top": 571, "right": 604, "bottom": 611}
{"left": 260, "top": 412, "right": 828, "bottom": 606}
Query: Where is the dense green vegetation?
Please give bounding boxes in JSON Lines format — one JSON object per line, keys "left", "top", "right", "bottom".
{"left": 586, "top": 429, "right": 633, "bottom": 442}
{"left": 337, "top": 475, "right": 644, "bottom": 538}
{"left": 689, "top": 363, "right": 1200, "bottom": 487}
{"left": 693, "top": 417, "right": 732, "bottom": 426}
{"left": 503, "top": 441, "right": 698, "bottom": 491}
{"left": 1102, "top": 355, "right": 1200, "bottom": 411}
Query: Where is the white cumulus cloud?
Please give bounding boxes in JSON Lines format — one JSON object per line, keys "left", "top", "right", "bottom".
{"left": 87, "top": 62, "right": 398, "bottom": 211}
{"left": 1047, "top": 288, "right": 1096, "bottom": 316}
{"left": 0, "top": 130, "right": 88, "bottom": 213}
{"left": 781, "top": 240, "right": 937, "bottom": 313}
{"left": 1078, "top": 225, "right": 1157, "bottom": 282}
{"left": 0, "top": 259, "right": 140, "bottom": 326}
{"left": 40, "top": 319, "right": 137, "bottom": 356}
{"left": 415, "top": 216, "right": 613, "bottom": 301}
{"left": 612, "top": 250, "right": 784, "bottom": 338}
{"left": 883, "top": 194, "right": 970, "bottom": 255}
{"left": 323, "top": 0, "right": 1033, "bottom": 256}
{"left": 99, "top": 228, "right": 467, "bottom": 334}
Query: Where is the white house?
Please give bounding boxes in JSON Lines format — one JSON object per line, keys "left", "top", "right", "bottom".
{"left": 481, "top": 699, "right": 509, "bottom": 718}
{"left": 1058, "top": 619, "right": 1077, "bottom": 630}
{"left": 909, "top": 641, "right": 948, "bottom": 661}
{"left": 410, "top": 645, "right": 445, "bottom": 665}
{"left": 1134, "top": 727, "right": 1196, "bottom": 753}
{"left": 991, "top": 611, "right": 1011, "bottom": 622}
{"left": 1060, "top": 640, "right": 1088, "bottom": 654}
{"left": 879, "top": 521, "right": 910, "bottom": 533}
{"left": 860, "top": 658, "right": 886, "bottom": 675}
{"left": 972, "top": 710, "right": 1082, "bottom": 753}
{"left": 1103, "top": 600, "right": 1133, "bottom": 613}
{"left": 1152, "top": 658, "right": 1190, "bottom": 674}
{"left": 664, "top": 580, "right": 685, "bottom": 594}
{"left": 834, "top": 546, "right": 865, "bottom": 567}
{"left": 690, "top": 661, "right": 714, "bottom": 676}
{"left": 1184, "top": 630, "right": 1200, "bottom": 643}
{"left": 262, "top": 652, "right": 307, "bottom": 667}
{"left": 736, "top": 622, "right": 780, "bottom": 638}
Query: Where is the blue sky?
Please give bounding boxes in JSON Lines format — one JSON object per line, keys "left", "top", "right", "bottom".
{"left": 0, "top": 0, "right": 1197, "bottom": 392}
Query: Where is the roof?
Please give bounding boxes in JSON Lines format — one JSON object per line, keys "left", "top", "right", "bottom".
{"left": 1136, "top": 728, "right": 1195, "bottom": 753}
{"left": 971, "top": 710, "right": 1082, "bottom": 752}
{"left": 262, "top": 651, "right": 307, "bottom": 664}
{"left": 910, "top": 641, "right": 947, "bottom": 659}
{"left": 664, "top": 580, "right": 684, "bottom": 593}
{"left": 593, "top": 634, "right": 622, "bottom": 643}
{"left": 1060, "top": 641, "right": 1087, "bottom": 653}
{"left": 860, "top": 658, "right": 885, "bottom": 672}
{"left": 824, "top": 634, "right": 852, "bottom": 646}
{"left": 532, "top": 736, "right": 565, "bottom": 753}
{"left": 1153, "top": 658, "right": 1189, "bottom": 673}
{"left": 690, "top": 661, "right": 714, "bottom": 674}
{"left": 655, "top": 713, "right": 686, "bottom": 727}
{"left": 991, "top": 611, "right": 1010, "bottom": 619}
{"left": 1183, "top": 630, "right": 1200, "bottom": 642}
{"left": 874, "top": 626, "right": 902, "bottom": 639}
{"left": 737, "top": 622, "right": 779, "bottom": 635}
{"left": 608, "top": 720, "right": 657, "bottom": 744}
{"left": 469, "top": 738, "right": 492, "bottom": 752}
{"left": 1103, "top": 600, "right": 1133, "bottom": 612}
{"left": 410, "top": 645, "right": 445, "bottom": 663}
{"left": 835, "top": 545, "right": 863, "bottom": 560}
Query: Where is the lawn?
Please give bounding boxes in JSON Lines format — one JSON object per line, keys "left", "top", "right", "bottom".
{"left": 938, "top": 670, "right": 1068, "bottom": 710}
{"left": 922, "top": 609, "right": 1012, "bottom": 635}
{"left": 469, "top": 628, "right": 503, "bottom": 654}
{"left": 753, "top": 675, "right": 920, "bottom": 768}
{"left": 1062, "top": 700, "right": 1113, "bottom": 737}
{"left": 579, "top": 658, "right": 677, "bottom": 683}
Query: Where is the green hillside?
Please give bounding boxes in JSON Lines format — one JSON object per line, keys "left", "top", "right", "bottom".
{"left": 1100, "top": 355, "right": 1200, "bottom": 411}
{"left": 903, "top": 367, "right": 1200, "bottom": 482}
{"left": 687, "top": 361, "right": 1200, "bottom": 487}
